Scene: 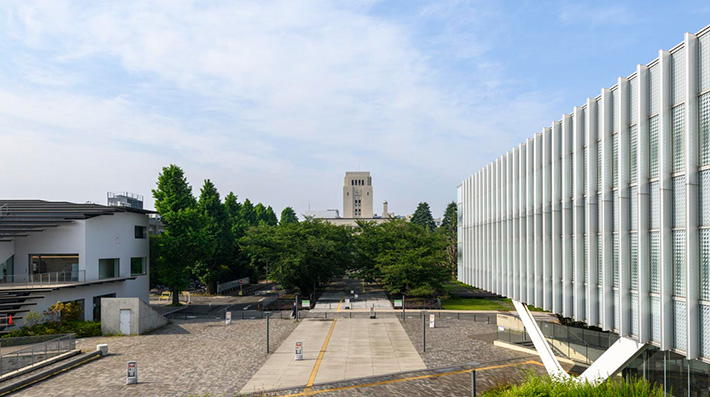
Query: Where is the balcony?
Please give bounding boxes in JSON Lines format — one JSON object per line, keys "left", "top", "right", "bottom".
{"left": 0, "top": 271, "right": 86, "bottom": 286}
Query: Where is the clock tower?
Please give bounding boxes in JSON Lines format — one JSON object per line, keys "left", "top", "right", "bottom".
{"left": 343, "top": 171, "right": 373, "bottom": 218}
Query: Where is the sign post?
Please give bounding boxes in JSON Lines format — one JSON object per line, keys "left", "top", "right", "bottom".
{"left": 429, "top": 314, "right": 436, "bottom": 328}
{"left": 126, "top": 361, "right": 138, "bottom": 384}
{"left": 295, "top": 341, "right": 303, "bottom": 360}
{"left": 301, "top": 300, "right": 310, "bottom": 309}
{"left": 422, "top": 312, "right": 426, "bottom": 352}
{"left": 225, "top": 311, "right": 232, "bottom": 325}
{"left": 344, "top": 298, "right": 350, "bottom": 309}
{"left": 266, "top": 313, "right": 270, "bottom": 353}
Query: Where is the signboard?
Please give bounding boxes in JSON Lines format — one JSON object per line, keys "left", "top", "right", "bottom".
{"left": 126, "top": 361, "right": 138, "bottom": 384}
{"left": 225, "top": 311, "right": 232, "bottom": 325}
{"left": 295, "top": 341, "right": 303, "bottom": 360}
{"left": 344, "top": 298, "right": 350, "bottom": 309}
{"left": 393, "top": 300, "right": 402, "bottom": 308}
{"left": 301, "top": 300, "right": 310, "bottom": 309}
{"left": 429, "top": 314, "right": 436, "bottom": 328}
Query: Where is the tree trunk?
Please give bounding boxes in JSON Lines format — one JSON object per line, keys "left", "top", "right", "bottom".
{"left": 172, "top": 288, "right": 180, "bottom": 305}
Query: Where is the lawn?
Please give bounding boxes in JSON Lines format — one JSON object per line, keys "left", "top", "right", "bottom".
{"left": 440, "top": 297, "right": 514, "bottom": 311}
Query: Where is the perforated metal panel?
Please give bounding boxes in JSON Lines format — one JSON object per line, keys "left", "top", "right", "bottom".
{"left": 629, "top": 77, "right": 638, "bottom": 125}
{"left": 701, "top": 171, "right": 710, "bottom": 226}
{"left": 649, "top": 65, "right": 660, "bottom": 115}
{"left": 674, "top": 300, "right": 687, "bottom": 351}
{"left": 630, "top": 186, "right": 638, "bottom": 230}
{"left": 701, "top": 33, "right": 710, "bottom": 93}
{"left": 630, "top": 125, "right": 638, "bottom": 183}
{"left": 597, "top": 193, "right": 602, "bottom": 232}
{"left": 673, "top": 230, "right": 686, "bottom": 297}
{"left": 613, "top": 233, "right": 619, "bottom": 287}
{"left": 650, "top": 116, "right": 660, "bottom": 178}
{"left": 651, "top": 231, "right": 660, "bottom": 293}
{"left": 584, "top": 233, "right": 588, "bottom": 283}
{"left": 651, "top": 296, "right": 661, "bottom": 342}
{"left": 701, "top": 229, "right": 710, "bottom": 301}
{"left": 631, "top": 293, "right": 639, "bottom": 336}
{"left": 613, "top": 134, "right": 619, "bottom": 188}
{"left": 598, "top": 287, "right": 603, "bottom": 327}
{"left": 612, "top": 88, "right": 619, "bottom": 132}
{"left": 701, "top": 93, "right": 710, "bottom": 166}
{"left": 598, "top": 233, "right": 603, "bottom": 284}
{"left": 674, "top": 176, "right": 686, "bottom": 228}
{"left": 672, "top": 105, "right": 685, "bottom": 173}
{"left": 584, "top": 148, "right": 588, "bottom": 192}
{"left": 613, "top": 290, "right": 619, "bottom": 331}
{"left": 597, "top": 142, "right": 602, "bottom": 191}
{"left": 672, "top": 48, "right": 686, "bottom": 106}
{"left": 571, "top": 233, "right": 575, "bottom": 282}
{"left": 631, "top": 233, "right": 638, "bottom": 290}
{"left": 701, "top": 304, "right": 710, "bottom": 358}
{"left": 650, "top": 182, "right": 660, "bottom": 229}
{"left": 613, "top": 193, "right": 619, "bottom": 232}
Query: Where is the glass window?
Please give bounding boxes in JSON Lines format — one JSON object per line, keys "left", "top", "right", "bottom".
{"left": 650, "top": 116, "right": 660, "bottom": 178}
{"left": 30, "top": 254, "right": 79, "bottom": 275}
{"left": 701, "top": 93, "right": 710, "bottom": 166}
{"left": 630, "top": 125, "right": 638, "bottom": 182}
{"left": 672, "top": 105, "right": 685, "bottom": 173}
{"left": 650, "top": 232, "right": 660, "bottom": 293}
{"left": 134, "top": 225, "right": 147, "bottom": 239}
{"left": 131, "top": 257, "right": 146, "bottom": 276}
{"left": 673, "top": 230, "right": 686, "bottom": 297}
{"left": 702, "top": 229, "right": 710, "bottom": 301}
{"left": 99, "top": 258, "right": 119, "bottom": 279}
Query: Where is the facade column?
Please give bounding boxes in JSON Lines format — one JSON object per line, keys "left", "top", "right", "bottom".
{"left": 601, "top": 88, "right": 613, "bottom": 330}
{"left": 586, "top": 98, "right": 600, "bottom": 326}
{"left": 562, "top": 114, "right": 574, "bottom": 317}
{"left": 535, "top": 132, "right": 544, "bottom": 307}
{"left": 618, "top": 77, "right": 631, "bottom": 336}
{"left": 543, "top": 127, "right": 553, "bottom": 310}
{"left": 574, "top": 106, "right": 586, "bottom": 321}
{"left": 637, "top": 64, "right": 651, "bottom": 343}
{"left": 659, "top": 49, "right": 673, "bottom": 351}
{"left": 508, "top": 152, "right": 515, "bottom": 297}
{"left": 519, "top": 143, "right": 528, "bottom": 300}
{"left": 513, "top": 147, "right": 520, "bottom": 301}
{"left": 684, "top": 33, "right": 700, "bottom": 360}
{"left": 495, "top": 158, "right": 501, "bottom": 294}
{"left": 552, "top": 121, "right": 563, "bottom": 313}
{"left": 527, "top": 138, "right": 535, "bottom": 303}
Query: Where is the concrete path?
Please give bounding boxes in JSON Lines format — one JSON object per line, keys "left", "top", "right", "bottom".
{"left": 313, "top": 278, "right": 392, "bottom": 311}
{"left": 240, "top": 317, "right": 425, "bottom": 394}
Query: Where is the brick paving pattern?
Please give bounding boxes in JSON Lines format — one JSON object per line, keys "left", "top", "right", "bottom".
{"left": 18, "top": 318, "right": 297, "bottom": 397}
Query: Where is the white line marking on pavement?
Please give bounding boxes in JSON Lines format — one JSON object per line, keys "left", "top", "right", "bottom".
{"left": 244, "top": 305, "right": 251, "bottom": 310}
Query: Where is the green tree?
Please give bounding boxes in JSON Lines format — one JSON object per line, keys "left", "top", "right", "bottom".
{"left": 410, "top": 202, "right": 437, "bottom": 232}
{"left": 194, "top": 179, "right": 232, "bottom": 294}
{"left": 280, "top": 207, "right": 299, "bottom": 225}
{"left": 254, "top": 204, "right": 278, "bottom": 226}
{"left": 439, "top": 201, "right": 458, "bottom": 278}
{"left": 241, "top": 219, "right": 353, "bottom": 296}
{"left": 355, "top": 219, "right": 448, "bottom": 296}
{"left": 152, "top": 165, "right": 200, "bottom": 305}
{"left": 240, "top": 199, "right": 256, "bottom": 228}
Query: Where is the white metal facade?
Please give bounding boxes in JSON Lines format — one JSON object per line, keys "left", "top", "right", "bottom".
{"left": 457, "top": 26, "right": 710, "bottom": 362}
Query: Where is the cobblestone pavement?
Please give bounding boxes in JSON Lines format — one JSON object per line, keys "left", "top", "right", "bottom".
{"left": 17, "top": 318, "right": 297, "bottom": 397}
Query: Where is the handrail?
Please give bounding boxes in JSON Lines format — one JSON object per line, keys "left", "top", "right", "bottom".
{"left": 0, "top": 270, "right": 86, "bottom": 285}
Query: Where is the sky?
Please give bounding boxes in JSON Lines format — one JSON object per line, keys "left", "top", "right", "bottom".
{"left": 1, "top": 1, "right": 709, "bottom": 219}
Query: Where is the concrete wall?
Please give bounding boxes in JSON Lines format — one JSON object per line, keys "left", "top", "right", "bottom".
{"left": 101, "top": 298, "right": 168, "bottom": 335}
{"left": 13, "top": 220, "right": 86, "bottom": 275}
{"left": 0, "top": 241, "right": 14, "bottom": 265}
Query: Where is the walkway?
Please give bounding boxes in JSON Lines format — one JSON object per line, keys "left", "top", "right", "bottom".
{"left": 313, "top": 278, "right": 392, "bottom": 311}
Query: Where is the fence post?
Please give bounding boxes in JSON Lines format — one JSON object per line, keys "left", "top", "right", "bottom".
{"left": 422, "top": 312, "right": 426, "bottom": 352}
{"left": 471, "top": 369, "right": 476, "bottom": 396}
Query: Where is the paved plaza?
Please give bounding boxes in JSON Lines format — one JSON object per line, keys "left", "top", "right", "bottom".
{"left": 240, "top": 317, "right": 425, "bottom": 394}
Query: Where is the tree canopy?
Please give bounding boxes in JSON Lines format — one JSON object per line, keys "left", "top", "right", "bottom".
{"left": 410, "top": 202, "right": 437, "bottom": 232}
{"left": 280, "top": 207, "right": 299, "bottom": 225}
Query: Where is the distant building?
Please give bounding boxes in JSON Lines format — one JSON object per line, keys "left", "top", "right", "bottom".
{"left": 107, "top": 192, "right": 144, "bottom": 209}
{"left": 306, "top": 172, "right": 399, "bottom": 226}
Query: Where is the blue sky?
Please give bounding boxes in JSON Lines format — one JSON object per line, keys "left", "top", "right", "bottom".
{"left": 1, "top": 1, "right": 709, "bottom": 218}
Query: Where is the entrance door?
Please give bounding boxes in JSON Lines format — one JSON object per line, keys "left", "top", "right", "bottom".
{"left": 119, "top": 309, "right": 131, "bottom": 335}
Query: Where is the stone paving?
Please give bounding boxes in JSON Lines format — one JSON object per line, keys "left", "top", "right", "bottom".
{"left": 17, "top": 318, "right": 297, "bottom": 397}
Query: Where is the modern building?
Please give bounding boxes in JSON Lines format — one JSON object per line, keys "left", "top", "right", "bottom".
{"left": 457, "top": 26, "right": 710, "bottom": 394}
{"left": 0, "top": 200, "right": 151, "bottom": 331}
{"left": 107, "top": 192, "right": 144, "bottom": 209}
{"left": 343, "top": 171, "right": 373, "bottom": 218}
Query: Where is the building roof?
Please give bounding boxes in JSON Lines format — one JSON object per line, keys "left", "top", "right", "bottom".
{"left": 0, "top": 200, "right": 154, "bottom": 242}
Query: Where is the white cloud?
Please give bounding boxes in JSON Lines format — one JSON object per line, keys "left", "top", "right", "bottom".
{"left": 0, "top": 1, "right": 559, "bottom": 217}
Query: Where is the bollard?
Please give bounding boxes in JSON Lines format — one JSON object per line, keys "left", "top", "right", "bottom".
{"left": 422, "top": 312, "right": 426, "bottom": 352}
{"left": 96, "top": 344, "right": 108, "bottom": 356}
{"left": 266, "top": 314, "right": 270, "bottom": 353}
{"left": 295, "top": 341, "right": 303, "bottom": 360}
{"left": 126, "top": 361, "right": 138, "bottom": 385}
{"left": 471, "top": 369, "right": 476, "bottom": 396}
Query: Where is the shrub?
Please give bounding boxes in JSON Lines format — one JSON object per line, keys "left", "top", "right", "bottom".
{"left": 482, "top": 372, "right": 663, "bottom": 397}
{"left": 2, "top": 320, "right": 101, "bottom": 338}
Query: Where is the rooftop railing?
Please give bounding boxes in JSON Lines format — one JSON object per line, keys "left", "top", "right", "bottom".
{"left": 0, "top": 271, "right": 86, "bottom": 286}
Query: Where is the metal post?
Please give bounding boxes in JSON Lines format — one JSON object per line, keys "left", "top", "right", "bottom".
{"left": 402, "top": 295, "right": 405, "bottom": 322}
{"left": 422, "top": 312, "right": 426, "bottom": 352}
{"left": 266, "top": 314, "right": 270, "bottom": 353}
{"left": 295, "top": 294, "right": 299, "bottom": 322}
{"left": 471, "top": 369, "right": 476, "bottom": 397}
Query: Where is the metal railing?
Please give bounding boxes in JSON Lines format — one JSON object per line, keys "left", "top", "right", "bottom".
{"left": 0, "top": 333, "right": 75, "bottom": 376}
{"left": 0, "top": 271, "right": 86, "bottom": 286}
{"left": 168, "top": 309, "right": 498, "bottom": 323}
{"left": 496, "top": 315, "right": 618, "bottom": 365}
{"left": 216, "top": 277, "right": 250, "bottom": 294}
{"left": 0, "top": 204, "right": 7, "bottom": 219}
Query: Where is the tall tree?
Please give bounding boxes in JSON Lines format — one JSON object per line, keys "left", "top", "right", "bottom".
{"left": 263, "top": 206, "right": 278, "bottom": 226}
{"left": 439, "top": 201, "right": 458, "bottom": 278}
{"left": 152, "top": 165, "right": 199, "bottom": 305}
{"left": 194, "top": 179, "right": 232, "bottom": 294}
{"left": 410, "top": 202, "right": 437, "bottom": 232}
{"left": 280, "top": 207, "right": 299, "bottom": 225}
{"left": 240, "top": 199, "right": 256, "bottom": 228}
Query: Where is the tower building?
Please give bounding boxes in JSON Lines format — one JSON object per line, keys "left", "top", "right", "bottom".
{"left": 343, "top": 172, "right": 373, "bottom": 218}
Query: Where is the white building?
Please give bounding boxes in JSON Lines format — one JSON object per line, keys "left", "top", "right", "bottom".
{"left": 0, "top": 200, "right": 150, "bottom": 330}
{"left": 457, "top": 26, "right": 710, "bottom": 394}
